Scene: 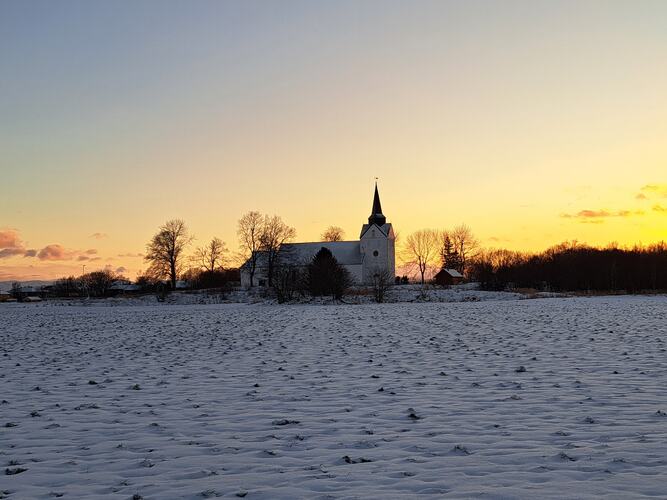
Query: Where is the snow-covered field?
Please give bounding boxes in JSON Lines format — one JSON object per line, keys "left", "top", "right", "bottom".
{"left": 2, "top": 296, "right": 667, "bottom": 499}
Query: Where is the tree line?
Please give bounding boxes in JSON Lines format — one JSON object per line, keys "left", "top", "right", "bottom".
{"left": 36, "top": 215, "right": 477, "bottom": 300}
{"left": 469, "top": 241, "right": 667, "bottom": 292}
{"left": 39, "top": 212, "right": 666, "bottom": 299}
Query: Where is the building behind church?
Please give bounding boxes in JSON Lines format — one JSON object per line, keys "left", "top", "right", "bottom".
{"left": 240, "top": 184, "right": 395, "bottom": 287}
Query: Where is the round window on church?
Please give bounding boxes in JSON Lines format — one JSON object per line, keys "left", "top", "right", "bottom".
{"left": 373, "top": 250, "right": 379, "bottom": 257}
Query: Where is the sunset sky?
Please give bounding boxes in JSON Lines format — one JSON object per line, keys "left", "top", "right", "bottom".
{"left": 2, "top": 0, "right": 667, "bottom": 281}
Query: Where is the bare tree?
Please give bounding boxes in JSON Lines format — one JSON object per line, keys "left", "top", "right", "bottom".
{"left": 80, "top": 269, "right": 117, "bottom": 297}
{"left": 404, "top": 229, "right": 440, "bottom": 285}
{"left": 371, "top": 267, "right": 393, "bottom": 303}
{"left": 237, "top": 211, "right": 264, "bottom": 287}
{"left": 451, "top": 224, "right": 479, "bottom": 276}
{"left": 272, "top": 264, "right": 304, "bottom": 303}
{"left": 260, "top": 214, "right": 296, "bottom": 287}
{"left": 10, "top": 282, "right": 22, "bottom": 300}
{"left": 145, "top": 219, "right": 192, "bottom": 290}
{"left": 195, "top": 237, "right": 227, "bottom": 272}
{"left": 321, "top": 226, "right": 345, "bottom": 242}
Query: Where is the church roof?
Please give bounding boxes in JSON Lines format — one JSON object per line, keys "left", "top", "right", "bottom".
{"left": 243, "top": 241, "right": 363, "bottom": 269}
{"left": 280, "top": 241, "right": 362, "bottom": 266}
{"left": 359, "top": 222, "right": 393, "bottom": 239}
{"left": 368, "top": 183, "right": 386, "bottom": 226}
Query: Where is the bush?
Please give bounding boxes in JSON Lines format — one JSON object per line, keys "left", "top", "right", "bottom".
{"left": 272, "top": 265, "right": 304, "bottom": 303}
{"left": 52, "top": 276, "right": 81, "bottom": 297}
{"left": 370, "top": 268, "right": 393, "bottom": 303}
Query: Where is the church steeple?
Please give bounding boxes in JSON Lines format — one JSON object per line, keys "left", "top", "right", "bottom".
{"left": 368, "top": 182, "right": 386, "bottom": 226}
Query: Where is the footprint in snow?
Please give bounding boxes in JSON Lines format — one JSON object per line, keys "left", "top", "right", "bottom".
{"left": 342, "top": 455, "right": 373, "bottom": 464}
{"left": 407, "top": 408, "right": 421, "bottom": 420}
{"left": 272, "top": 419, "right": 300, "bottom": 426}
{"left": 557, "top": 452, "right": 577, "bottom": 462}
{"left": 5, "top": 467, "right": 28, "bottom": 475}
{"left": 450, "top": 445, "right": 471, "bottom": 455}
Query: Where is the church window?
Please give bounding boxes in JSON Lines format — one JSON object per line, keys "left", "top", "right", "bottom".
{"left": 373, "top": 250, "right": 379, "bottom": 257}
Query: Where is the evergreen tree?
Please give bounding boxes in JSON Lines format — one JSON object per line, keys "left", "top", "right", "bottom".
{"left": 441, "top": 233, "right": 462, "bottom": 271}
{"left": 307, "top": 247, "right": 352, "bottom": 300}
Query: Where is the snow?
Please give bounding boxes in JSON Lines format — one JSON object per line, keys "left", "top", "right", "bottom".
{"left": 28, "top": 284, "right": 529, "bottom": 308}
{"left": 1, "top": 296, "right": 667, "bottom": 498}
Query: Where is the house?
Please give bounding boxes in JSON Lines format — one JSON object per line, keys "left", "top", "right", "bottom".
{"left": 108, "top": 280, "right": 142, "bottom": 296}
{"left": 240, "top": 183, "right": 396, "bottom": 287}
{"left": 13, "top": 285, "right": 48, "bottom": 300}
{"left": 174, "top": 280, "right": 189, "bottom": 290}
{"left": 434, "top": 268, "right": 464, "bottom": 286}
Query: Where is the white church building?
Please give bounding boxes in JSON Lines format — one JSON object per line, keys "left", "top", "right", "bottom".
{"left": 240, "top": 184, "right": 396, "bottom": 287}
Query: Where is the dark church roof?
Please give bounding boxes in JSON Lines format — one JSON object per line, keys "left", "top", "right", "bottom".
{"left": 242, "top": 241, "right": 362, "bottom": 269}
{"left": 280, "top": 241, "right": 362, "bottom": 266}
{"left": 368, "top": 183, "right": 386, "bottom": 226}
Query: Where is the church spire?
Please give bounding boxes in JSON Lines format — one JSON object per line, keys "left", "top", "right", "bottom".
{"left": 368, "top": 182, "right": 386, "bottom": 226}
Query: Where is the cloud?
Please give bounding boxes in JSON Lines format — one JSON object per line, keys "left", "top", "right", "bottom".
{"left": 0, "top": 230, "right": 98, "bottom": 263}
{"left": 637, "top": 184, "right": 667, "bottom": 200}
{"left": 37, "top": 244, "right": 77, "bottom": 261}
{"left": 561, "top": 209, "right": 644, "bottom": 223}
{"left": 33, "top": 244, "right": 101, "bottom": 261}
{"left": 90, "top": 232, "right": 108, "bottom": 240}
{"left": 0, "top": 229, "right": 22, "bottom": 249}
{"left": 0, "top": 231, "right": 84, "bottom": 262}
{"left": 487, "top": 236, "right": 511, "bottom": 243}
{"left": 653, "top": 204, "right": 667, "bottom": 213}
{"left": 0, "top": 228, "right": 28, "bottom": 259}
{"left": 641, "top": 184, "right": 667, "bottom": 193}
{"left": 0, "top": 247, "right": 25, "bottom": 258}
{"left": 117, "top": 252, "right": 144, "bottom": 258}
{"left": 116, "top": 266, "right": 127, "bottom": 274}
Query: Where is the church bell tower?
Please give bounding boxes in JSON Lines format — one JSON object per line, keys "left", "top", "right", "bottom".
{"left": 359, "top": 183, "right": 395, "bottom": 283}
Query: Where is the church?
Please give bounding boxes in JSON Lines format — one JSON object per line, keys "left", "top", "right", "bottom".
{"left": 240, "top": 184, "right": 396, "bottom": 287}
